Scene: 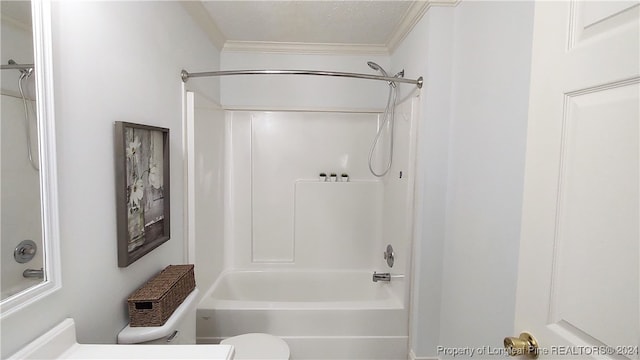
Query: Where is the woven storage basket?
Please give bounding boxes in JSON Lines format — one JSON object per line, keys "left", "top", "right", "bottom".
{"left": 127, "top": 264, "right": 195, "bottom": 327}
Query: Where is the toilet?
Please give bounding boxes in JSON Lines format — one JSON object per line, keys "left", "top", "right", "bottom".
{"left": 221, "top": 333, "right": 290, "bottom": 360}
{"left": 118, "top": 288, "right": 290, "bottom": 359}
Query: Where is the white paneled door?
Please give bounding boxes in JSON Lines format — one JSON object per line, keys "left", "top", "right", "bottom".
{"left": 512, "top": 1, "right": 639, "bottom": 360}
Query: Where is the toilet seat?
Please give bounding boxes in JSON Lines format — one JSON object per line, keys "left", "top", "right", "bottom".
{"left": 221, "top": 333, "right": 290, "bottom": 360}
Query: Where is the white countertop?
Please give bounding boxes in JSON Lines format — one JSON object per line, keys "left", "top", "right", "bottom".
{"left": 8, "top": 318, "right": 234, "bottom": 360}
{"left": 60, "top": 344, "right": 234, "bottom": 359}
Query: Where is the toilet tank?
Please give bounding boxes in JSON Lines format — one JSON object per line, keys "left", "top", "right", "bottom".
{"left": 118, "top": 288, "right": 199, "bottom": 344}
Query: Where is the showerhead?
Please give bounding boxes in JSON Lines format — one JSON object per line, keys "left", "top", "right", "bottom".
{"left": 367, "top": 61, "right": 396, "bottom": 88}
{"left": 367, "top": 61, "right": 389, "bottom": 77}
{"left": 367, "top": 61, "right": 380, "bottom": 70}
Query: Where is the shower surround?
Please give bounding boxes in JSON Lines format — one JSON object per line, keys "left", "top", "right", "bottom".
{"left": 195, "top": 95, "right": 419, "bottom": 359}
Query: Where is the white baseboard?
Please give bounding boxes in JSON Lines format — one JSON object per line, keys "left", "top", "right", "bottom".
{"left": 408, "top": 349, "right": 440, "bottom": 360}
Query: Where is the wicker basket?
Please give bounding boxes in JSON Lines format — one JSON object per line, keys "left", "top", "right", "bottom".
{"left": 127, "top": 264, "right": 195, "bottom": 327}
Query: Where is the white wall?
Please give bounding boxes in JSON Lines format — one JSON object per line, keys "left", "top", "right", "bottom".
{"left": 439, "top": 1, "right": 534, "bottom": 355}
{"left": 391, "top": 6, "right": 455, "bottom": 357}
{"left": 221, "top": 51, "right": 390, "bottom": 111}
{"left": 0, "top": 2, "right": 220, "bottom": 357}
{"left": 393, "top": 1, "right": 534, "bottom": 358}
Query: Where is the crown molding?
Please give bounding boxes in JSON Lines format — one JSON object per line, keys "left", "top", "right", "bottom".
{"left": 223, "top": 41, "right": 389, "bottom": 56}
{"left": 387, "top": 0, "right": 460, "bottom": 53}
{"left": 181, "top": 1, "right": 225, "bottom": 50}
{"left": 187, "top": 0, "right": 461, "bottom": 56}
{"left": 221, "top": 105, "right": 384, "bottom": 114}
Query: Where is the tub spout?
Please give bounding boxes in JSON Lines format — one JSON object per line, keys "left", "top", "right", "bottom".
{"left": 23, "top": 268, "right": 44, "bottom": 279}
{"left": 372, "top": 272, "right": 390, "bottom": 282}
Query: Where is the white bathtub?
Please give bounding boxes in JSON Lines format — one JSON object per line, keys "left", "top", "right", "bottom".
{"left": 197, "top": 270, "right": 408, "bottom": 359}
{"left": 1, "top": 278, "right": 42, "bottom": 301}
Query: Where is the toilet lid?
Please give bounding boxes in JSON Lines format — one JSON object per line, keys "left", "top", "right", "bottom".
{"left": 221, "top": 333, "right": 290, "bottom": 359}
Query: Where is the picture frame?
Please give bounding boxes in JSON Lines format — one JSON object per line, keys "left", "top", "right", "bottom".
{"left": 115, "top": 122, "right": 170, "bottom": 267}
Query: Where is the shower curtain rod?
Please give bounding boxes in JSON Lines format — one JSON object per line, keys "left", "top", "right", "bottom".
{"left": 1, "top": 64, "right": 34, "bottom": 70}
{"left": 181, "top": 69, "right": 423, "bottom": 89}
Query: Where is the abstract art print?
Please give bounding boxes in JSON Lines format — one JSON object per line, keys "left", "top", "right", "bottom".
{"left": 115, "top": 122, "right": 170, "bottom": 267}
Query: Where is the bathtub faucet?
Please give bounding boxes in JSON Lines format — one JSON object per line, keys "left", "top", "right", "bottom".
{"left": 372, "top": 272, "right": 405, "bottom": 282}
{"left": 23, "top": 268, "right": 44, "bottom": 279}
{"left": 372, "top": 272, "right": 390, "bottom": 282}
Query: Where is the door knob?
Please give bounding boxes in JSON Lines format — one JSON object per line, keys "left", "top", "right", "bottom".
{"left": 504, "top": 332, "right": 539, "bottom": 358}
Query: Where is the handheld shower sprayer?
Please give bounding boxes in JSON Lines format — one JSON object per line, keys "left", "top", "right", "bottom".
{"left": 367, "top": 61, "right": 397, "bottom": 88}
{"left": 367, "top": 61, "right": 401, "bottom": 177}
{"left": 8, "top": 59, "right": 38, "bottom": 171}
{"left": 366, "top": 61, "right": 387, "bottom": 75}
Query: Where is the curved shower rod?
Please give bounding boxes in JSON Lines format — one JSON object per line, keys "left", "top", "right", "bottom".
{"left": 1, "top": 63, "right": 34, "bottom": 71}
{"left": 181, "top": 69, "right": 423, "bottom": 89}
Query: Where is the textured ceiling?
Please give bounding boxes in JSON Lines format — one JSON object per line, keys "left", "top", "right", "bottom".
{"left": 201, "top": 1, "right": 414, "bottom": 46}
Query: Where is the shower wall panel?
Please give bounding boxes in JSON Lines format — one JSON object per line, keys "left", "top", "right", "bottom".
{"left": 1, "top": 95, "right": 43, "bottom": 297}
{"left": 379, "top": 96, "right": 419, "bottom": 302}
{"left": 227, "top": 110, "right": 383, "bottom": 268}
{"left": 294, "top": 181, "right": 382, "bottom": 268}
{"left": 193, "top": 94, "right": 226, "bottom": 293}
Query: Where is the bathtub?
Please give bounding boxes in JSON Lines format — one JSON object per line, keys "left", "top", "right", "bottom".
{"left": 1, "top": 278, "right": 42, "bottom": 301}
{"left": 197, "top": 270, "right": 408, "bottom": 359}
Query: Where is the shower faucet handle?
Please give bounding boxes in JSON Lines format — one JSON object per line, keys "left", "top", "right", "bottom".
{"left": 14, "top": 239, "right": 37, "bottom": 263}
{"left": 383, "top": 244, "right": 394, "bottom": 268}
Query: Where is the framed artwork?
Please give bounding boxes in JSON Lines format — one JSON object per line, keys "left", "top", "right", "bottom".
{"left": 115, "top": 122, "right": 170, "bottom": 267}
